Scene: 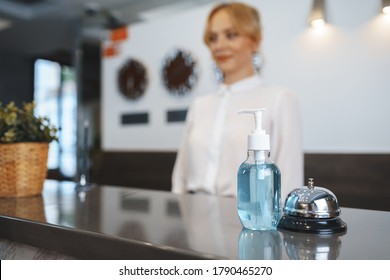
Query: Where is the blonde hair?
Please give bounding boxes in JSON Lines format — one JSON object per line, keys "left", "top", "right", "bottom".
{"left": 203, "top": 2, "right": 262, "bottom": 47}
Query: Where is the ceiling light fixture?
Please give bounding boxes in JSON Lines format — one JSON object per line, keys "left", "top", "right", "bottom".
{"left": 383, "top": 0, "right": 390, "bottom": 14}
{"left": 308, "top": 0, "right": 326, "bottom": 28}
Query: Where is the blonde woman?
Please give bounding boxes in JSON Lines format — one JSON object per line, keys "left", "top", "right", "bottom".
{"left": 172, "top": 2, "right": 303, "bottom": 200}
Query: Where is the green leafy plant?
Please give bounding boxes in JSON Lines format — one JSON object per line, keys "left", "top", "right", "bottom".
{"left": 0, "top": 101, "right": 58, "bottom": 143}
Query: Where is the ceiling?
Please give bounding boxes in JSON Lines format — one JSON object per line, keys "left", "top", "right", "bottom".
{"left": 0, "top": 0, "right": 216, "bottom": 55}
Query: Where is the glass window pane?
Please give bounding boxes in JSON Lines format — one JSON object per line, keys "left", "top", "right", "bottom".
{"left": 34, "top": 59, "right": 77, "bottom": 178}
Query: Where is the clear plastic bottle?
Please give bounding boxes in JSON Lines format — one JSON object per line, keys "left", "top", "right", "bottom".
{"left": 237, "top": 109, "right": 281, "bottom": 230}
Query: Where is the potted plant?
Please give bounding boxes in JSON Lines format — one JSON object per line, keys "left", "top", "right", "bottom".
{"left": 0, "top": 101, "right": 58, "bottom": 197}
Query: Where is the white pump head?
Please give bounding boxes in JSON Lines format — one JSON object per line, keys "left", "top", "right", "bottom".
{"left": 237, "top": 108, "right": 270, "bottom": 151}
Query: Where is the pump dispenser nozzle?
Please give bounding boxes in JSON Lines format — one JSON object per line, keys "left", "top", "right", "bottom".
{"left": 238, "top": 109, "right": 265, "bottom": 134}
{"left": 237, "top": 108, "right": 270, "bottom": 151}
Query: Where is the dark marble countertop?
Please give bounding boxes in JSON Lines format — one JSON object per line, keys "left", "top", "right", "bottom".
{"left": 0, "top": 180, "right": 389, "bottom": 260}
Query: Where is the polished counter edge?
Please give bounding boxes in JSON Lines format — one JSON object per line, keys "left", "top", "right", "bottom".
{"left": 0, "top": 215, "right": 220, "bottom": 260}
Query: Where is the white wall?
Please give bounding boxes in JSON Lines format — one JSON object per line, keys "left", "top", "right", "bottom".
{"left": 102, "top": 0, "right": 390, "bottom": 153}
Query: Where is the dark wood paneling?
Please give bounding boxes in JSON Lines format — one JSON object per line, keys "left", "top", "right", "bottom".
{"left": 86, "top": 152, "right": 390, "bottom": 212}
{"left": 90, "top": 151, "right": 177, "bottom": 191}
{"left": 304, "top": 154, "right": 390, "bottom": 212}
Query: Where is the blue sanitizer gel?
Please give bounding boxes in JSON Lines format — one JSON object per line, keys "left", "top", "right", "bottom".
{"left": 237, "top": 151, "right": 281, "bottom": 230}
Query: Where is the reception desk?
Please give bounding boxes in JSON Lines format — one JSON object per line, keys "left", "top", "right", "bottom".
{"left": 0, "top": 180, "right": 389, "bottom": 260}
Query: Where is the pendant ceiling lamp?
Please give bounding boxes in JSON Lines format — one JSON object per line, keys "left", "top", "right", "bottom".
{"left": 308, "top": 0, "right": 326, "bottom": 28}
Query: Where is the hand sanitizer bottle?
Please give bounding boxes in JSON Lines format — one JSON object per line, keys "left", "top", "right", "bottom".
{"left": 237, "top": 109, "right": 281, "bottom": 230}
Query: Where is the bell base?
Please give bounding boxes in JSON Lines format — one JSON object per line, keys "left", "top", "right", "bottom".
{"left": 277, "top": 215, "right": 347, "bottom": 235}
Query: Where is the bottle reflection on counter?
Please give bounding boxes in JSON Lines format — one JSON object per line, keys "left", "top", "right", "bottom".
{"left": 238, "top": 228, "right": 282, "bottom": 260}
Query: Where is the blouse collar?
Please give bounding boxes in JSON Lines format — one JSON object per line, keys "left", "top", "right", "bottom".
{"left": 218, "top": 75, "right": 263, "bottom": 94}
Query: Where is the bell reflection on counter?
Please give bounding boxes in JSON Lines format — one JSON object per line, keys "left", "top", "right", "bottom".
{"left": 280, "top": 230, "right": 345, "bottom": 260}
{"left": 238, "top": 228, "right": 282, "bottom": 260}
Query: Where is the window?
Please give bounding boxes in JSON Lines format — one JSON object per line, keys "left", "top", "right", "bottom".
{"left": 34, "top": 59, "right": 77, "bottom": 179}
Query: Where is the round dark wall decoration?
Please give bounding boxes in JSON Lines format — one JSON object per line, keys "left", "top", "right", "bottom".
{"left": 117, "top": 58, "right": 148, "bottom": 100}
{"left": 161, "top": 48, "right": 198, "bottom": 97}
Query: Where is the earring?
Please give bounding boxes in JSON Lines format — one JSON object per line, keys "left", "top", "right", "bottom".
{"left": 252, "top": 52, "right": 264, "bottom": 74}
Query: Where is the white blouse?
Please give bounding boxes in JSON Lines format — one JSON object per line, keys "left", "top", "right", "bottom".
{"left": 172, "top": 75, "right": 303, "bottom": 200}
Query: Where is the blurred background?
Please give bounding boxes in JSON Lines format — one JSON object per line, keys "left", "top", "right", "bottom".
{"left": 0, "top": 0, "right": 389, "bottom": 211}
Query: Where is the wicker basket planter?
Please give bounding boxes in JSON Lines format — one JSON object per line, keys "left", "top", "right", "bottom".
{"left": 0, "top": 142, "right": 49, "bottom": 197}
